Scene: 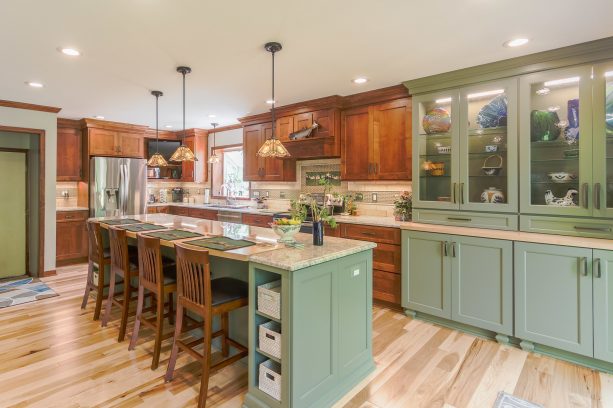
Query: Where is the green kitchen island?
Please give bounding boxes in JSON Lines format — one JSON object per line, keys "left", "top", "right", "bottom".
{"left": 96, "top": 213, "right": 376, "bottom": 408}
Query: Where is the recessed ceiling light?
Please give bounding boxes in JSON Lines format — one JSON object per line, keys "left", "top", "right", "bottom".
{"left": 59, "top": 47, "right": 81, "bottom": 56}
{"left": 504, "top": 38, "right": 530, "bottom": 48}
{"left": 266, "top": 99, "right": 275, "bottom": 104}
{"left": 26, "top": 81, "right": 43, "bottom": 88}
{"left": 352, "top": 77, "right": 368, "bottom": 84}
{"left": 164, "top": 125, "right": 173, "bottom": 128}
{"left": 208, "top": 114, "right": 216, "bottom": 118}
{"left": 435, "top": 97, "right": 452, "bottom": 104}
{"left": 94, "top": 115, "right": 105, "bottom": 120}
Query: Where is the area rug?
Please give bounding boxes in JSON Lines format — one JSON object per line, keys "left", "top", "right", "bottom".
{"left": 493, "top": 392, "right": 543, "bottom": 408}
{"left": 0, "top": 278, "right": 58, "bottom": 309}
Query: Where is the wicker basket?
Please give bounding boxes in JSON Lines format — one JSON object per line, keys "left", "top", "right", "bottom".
{"left": 258, "top": 281, "right": 281, "bottom": 319}
{"left": 259, "top": 321, "right": 282, "bottom": 359}
{"left": 259, "top": 359, "right": 282, "bottom": 401}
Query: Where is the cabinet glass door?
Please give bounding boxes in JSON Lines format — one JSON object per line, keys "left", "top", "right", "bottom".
{"left": 412, "top": 91, "right": 460, "bottom": 210}
{"left": 519, "top": 66, "right": 593, "bottom": 216}
{"left": 593, "top": 63, "right": 613, "bottom": 218}
{"left": 459, "top": 79, "right": 518, "bottom": 212}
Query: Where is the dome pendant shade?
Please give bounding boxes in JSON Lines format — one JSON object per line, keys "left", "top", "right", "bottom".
{"left": 147, "top": 90, "right": 168, "bottom": 167}
{"left": 257, "top": 138, "right": 290, "bottom": 158}
{"left": 170, "top": 144, "right": 198, "bottom": 162}
{"left": 208, "top": 153, "right": 220, "bottom": 164}
{"left": 170, "top": 66, "right": 197, "bottom": 162}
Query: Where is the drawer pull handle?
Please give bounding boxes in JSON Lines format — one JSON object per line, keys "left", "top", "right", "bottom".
{"left": 595, "top": 258, "right": 602, "bottom": 278}
{"left": 442, "top": 241, "right": 448, "bottom": 257}
{"left": 361, "top": 231, "right": 376, "bottom": 236}
{"left": 447, "top": 217, "right": 472, "bottom": 222}
{"left": 266, "top": 373, "right": 275, "bottom": 380}
{"left": 579, "top": 257, "right": 588, "bottom": 276}
{"left": 573, "top": 226, "right": 611, "bottom": 232}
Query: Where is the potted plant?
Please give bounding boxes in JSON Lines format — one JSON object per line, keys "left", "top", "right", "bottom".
{"left": 393, "top": 191, "right": 412, "bottom": 222}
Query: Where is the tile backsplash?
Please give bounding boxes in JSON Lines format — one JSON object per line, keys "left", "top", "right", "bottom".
{"left": 56, "top": 182, "right": 79, "bottom": 208}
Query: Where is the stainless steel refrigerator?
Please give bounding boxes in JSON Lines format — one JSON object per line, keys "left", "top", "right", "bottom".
{"left": 90, "top": 157, "right": 147, "bottom": 217}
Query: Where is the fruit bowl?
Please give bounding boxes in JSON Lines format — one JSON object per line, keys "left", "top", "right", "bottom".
{"left": 270, "top": 221, "right": 302, "bottom": 244}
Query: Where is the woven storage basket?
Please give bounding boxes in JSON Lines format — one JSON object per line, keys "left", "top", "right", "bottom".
{"left": 259, "top": 321, "right": 282, "bottom": 359}
{"left": 258, "top": 280, "right": 281, "bottom": 319}
{"left": 259, "top": 359, "right": 281, "bottom": 401}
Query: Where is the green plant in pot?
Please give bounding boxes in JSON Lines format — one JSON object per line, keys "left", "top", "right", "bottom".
{"left": 309, "top": 198, "right": 337, "bottom": 246}
{"left": 393, "top": 191, "right": 412, "bottom": 222}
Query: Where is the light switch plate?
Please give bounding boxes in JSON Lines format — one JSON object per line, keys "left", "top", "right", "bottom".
{"left": 372, "top": 193, "right": 378, "bottom": 202}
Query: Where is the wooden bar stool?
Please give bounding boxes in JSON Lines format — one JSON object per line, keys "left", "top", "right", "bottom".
{"left": 128, "top": 234, "right": 177, "bottom": 370}
{"left": 165, "top": 243, "right": 248, "bottom": 408}
{"left": 102, "top": 226, "right": 140, "bottom": 342}
{"left": 81, "top": 220, "right": 111, "bottom": 320}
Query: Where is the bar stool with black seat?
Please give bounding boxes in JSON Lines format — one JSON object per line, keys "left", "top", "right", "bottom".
{"left": 102, "top": 226, "right": 141, "bottom": 342}
{"left": 81, "top": 220, "right": 111, "bottom": 321}
{"left": 128, "top": 234, "right": 177, "bottom": 369}
{"left": 165, "top": 243, "right": 248, "bottom": 408}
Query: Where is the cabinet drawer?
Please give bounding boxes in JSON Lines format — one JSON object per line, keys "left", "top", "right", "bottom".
{"left": 341, "top": 223, "right": 400, "bottom": 245}
{"left": 324, "top": 224, "right": 341, "bottom": 237}
{"left": 373, "top": 270, "right": 401, "bottom": 305}
{"left": 373, "top": 243, "right": 401, "bottom": 273}
{"left": 243, "top": 213, "right": 273, "bottom": 227}
{"left": 412, "top": 209, "right": 518, "bottom": 231}
{"left": 520, "top": 215, "right": 613, "bottom": 239}
{"left": 170, "top": 206, "right": 189, "bottom": 216}
{"left": 157, "top": 206, "right": 169, "bottom": 214}
{"left": 188, "top": 208, "right": 218, "bottom": 220}
{"left": 147, "top": 206, "right": 157, "bottom": 214}
{"left": 57, "top": 210, "right": 88, "bottom": 222}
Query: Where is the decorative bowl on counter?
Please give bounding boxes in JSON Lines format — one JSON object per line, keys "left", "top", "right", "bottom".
{"left": 547, "top": 172, "right": 577, "bottom": 183}
{"left": 270, "top": 222, "right": 301, "bottom": 244}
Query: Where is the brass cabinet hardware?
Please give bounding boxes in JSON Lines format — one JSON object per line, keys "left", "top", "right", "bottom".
{"left": 573, "top": 226, "right": 612, "bottom": 232}
{"left": 581, "top": 183, "right": 589, "bottom": 208}
{"left": 579, "top": 257, "right": 588, "bottom": 276}
{"left": 594, "top": 258, "right": 602, "bottom": 278}
{"left": 594, "top": 183, "right": 601, "bottom": 210}
{"left": 447, "top": 217, "right": 472, "bottom": 222}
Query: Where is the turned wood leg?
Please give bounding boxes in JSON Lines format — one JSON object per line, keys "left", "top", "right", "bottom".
{"left": 93, "top": 265, "right": 106, "bottom": 321}
{"left": 168, "top": 292, "right": 174, "bottom": 325}
{"left": 198, "top": 318, "right": 213, "bottom": 408}
{"left": 221, "top": 312, "right": 229, "bottom": 357}
{"left": 165, "top": 304, "right": 184, "bottom": 382}
{"left": 128, "top": 285, "right": 145, "bottom": 351}
{"left": 118, "top": 280, "right": 132, "bottom": 342}
{"left": 152, "top": 293, "right": 164, "bottom": 370}
{"left": 81, "top": 263, "right": 93, "bottom": 310}
{"left": 102, "top": 269, "right": 116, "bottom": 327}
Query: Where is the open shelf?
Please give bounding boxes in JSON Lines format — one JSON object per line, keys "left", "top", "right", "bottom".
{"left": 256, "top": 310, "right": 281, "bottom": 324}
{"left": 256, "top": 347, "right": 281, "bottom": 364}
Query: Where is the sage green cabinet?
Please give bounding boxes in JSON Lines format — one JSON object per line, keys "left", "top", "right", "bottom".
{"left": 403, "top": 230, "right": 513, "bottom": 336}
{"left": 514, "top": 242, "right": 594, "bottom": 357}
{"left": 451, "top": 236, "right": 513, "bottom": 336}
{"left": 594, "top": 249, "right": 613, "bottom": 363}
{"left": 412, "top": 79, "right": 518, "bottom": 214}
{"left": 592, "top": 62, "right": 613, "bottom": 219}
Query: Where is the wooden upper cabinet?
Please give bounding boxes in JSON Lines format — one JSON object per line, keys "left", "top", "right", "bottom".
{"left": 293, "top": 112, "right": 313, "bottom": 133}
{"left": 242, "top": 122, "right": 296, "bottom": 182}
{"left": 88, "top": 128, "right": 118, "bottom": 156}
{"left": 276, "top": 116, "right": 294, "bottom": 142}
{"left": 117, "top": 132, "right": 144, "bottom": 158}
{"left": 177, "top": 130, "right": 207, "bottom": 183}
{"left": 341, "top": 98, "right": 412, "bottom": 181}
{"left": 57, "top": 119, "right": 82, "bottom": 181}
{"left": 341, "top": 106, "right": 372, "bottom": 180}
{"left": 372, "top": 98, "right": 412, "bottom": 180}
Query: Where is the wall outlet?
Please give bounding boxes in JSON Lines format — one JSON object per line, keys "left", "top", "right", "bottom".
{"left": 265, "top": 191, "right": 270, "bottom": 197}
{"left": 280, "top": 191, "right": 286, "bottom": 199}
{"left": 61, "top": 190, "right": 69, "bottom": 198}
{"left": 372, "top": 193, "right": 378, "bottom": 202}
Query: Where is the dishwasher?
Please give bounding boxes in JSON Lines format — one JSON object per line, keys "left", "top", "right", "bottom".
{"left": 216, "top": 210, "right": 243, "bottom": 224}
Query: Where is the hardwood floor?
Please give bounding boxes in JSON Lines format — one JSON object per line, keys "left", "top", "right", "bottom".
{"left": 0, "top": 265, "right": 611, "bottom": 407}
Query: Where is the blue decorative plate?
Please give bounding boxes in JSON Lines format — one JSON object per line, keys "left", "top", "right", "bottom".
{"left": 477, "top": 94, "right": 508, "bottom": 129}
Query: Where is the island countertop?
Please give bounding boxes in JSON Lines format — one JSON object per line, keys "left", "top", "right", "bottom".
{"left": 92, "top": 213, "right": 376, "bottom": 271}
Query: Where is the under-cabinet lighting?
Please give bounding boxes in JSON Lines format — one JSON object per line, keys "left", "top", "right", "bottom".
{"left": 543, "top": 77, "right": 580, "bottom": 87}
{"left": 164, "top": 125, "right": 173, "bottom": 128}
{"left": 435, "top": 97, "right": 452, "bottom": 104}
{"left": 605, "top": 71, "right": 613, "bottom": 78}
{"left": 94, "top": 115, "right": 105, "bottom": 120}
{"left": 467, "top": 89, "right": 504, "bottom": 99}
{"left": 266, "top": 99, "right": 275, "bottom": 104}
{"left": 548, "top": 106, "right": 560, "bottom": 112}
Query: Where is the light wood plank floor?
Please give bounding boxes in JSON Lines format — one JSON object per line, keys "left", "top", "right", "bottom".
{"left": 0, "top": 265, "right": 611, "bottom": 408}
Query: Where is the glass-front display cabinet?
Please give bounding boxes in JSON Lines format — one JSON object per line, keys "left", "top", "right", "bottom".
{"left": 412, "top": 79, "right": 518, "bottom": 213}
{"left": 593, "top": 62, "right": 613, "bottom": 218}
{"left": 519, "top": 65, "right": 593, "bottom": 216}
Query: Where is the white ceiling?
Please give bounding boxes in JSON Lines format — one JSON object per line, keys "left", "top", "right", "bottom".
{"left": 1, "top": 0, "right": 612, "bottom": 130}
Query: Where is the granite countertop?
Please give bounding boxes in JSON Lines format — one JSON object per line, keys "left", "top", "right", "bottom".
{"left": 92, "top": 213, "right": 377, "bottom": 270}
{"left": 57, "top": 206, "right": 89, "bottom": 212}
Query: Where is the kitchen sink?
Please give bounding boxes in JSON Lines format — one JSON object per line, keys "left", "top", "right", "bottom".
{"left": 205, "top": 204, "right": 249, "bottom": 209}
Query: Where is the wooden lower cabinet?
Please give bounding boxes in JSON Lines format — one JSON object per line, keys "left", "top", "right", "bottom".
{"left": 56, "top": 211, "right": 88, "bottom": 264}
{"left": 403, "top": 230, "right": 513, "bottom": 336}
{"left": 147, "top": 206, "right": 169, "bottom": 214}
{"left": 594, "top": 249, "right": 613, "bottom": 363}
{"left": 242, "top": 213, "right": 273, "bottom": 228}
{"left": 187, "top": 207, "right": 218, "bottom": 220}
{"left": 169, "top": 206, "right": 189, "bottom": 216}
{"left": 373, "top": 270, "right": 401, "bottom": 304}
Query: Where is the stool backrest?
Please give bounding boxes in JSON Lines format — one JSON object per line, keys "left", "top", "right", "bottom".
{"left": 174, "top": 243, "right": 212, "bottom": 312}
{"left": 108, "top": 227, "right": 130, "bottom": 273}
{"left": 137, "top": 234, "right": 163, "bottom": 291}
{"left": 87, "top": 220, "right": 103, "bottom": 264}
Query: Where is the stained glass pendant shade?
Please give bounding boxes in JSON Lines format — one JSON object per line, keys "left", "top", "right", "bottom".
{"left": 147, "top": 90, "right": 168, "bottom": 167}
{"left": 170, "top": 66, "right": 197, "bottom": 162}
{"left": 257, "top": 42, "right": 290, "bottom": 158}
{"left": 208, "top": 122, "right": 220, "bottom": 164}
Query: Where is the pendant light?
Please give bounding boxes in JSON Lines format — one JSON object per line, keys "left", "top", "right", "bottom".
{"left": 257, "top": 42, "right": 290, "bottom": 158}
{"left": 147, "top": 90, "right": 168, "bottom": 167}
{"left": 170, "top": 66, "right": 198, "bottom": 162}
{"left": 208, "top": 122, "right": 220, "bottom": 164}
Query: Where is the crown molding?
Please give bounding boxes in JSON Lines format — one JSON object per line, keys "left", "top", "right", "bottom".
{"left": 0, "top": 99, "right": 61, "bottom": 113}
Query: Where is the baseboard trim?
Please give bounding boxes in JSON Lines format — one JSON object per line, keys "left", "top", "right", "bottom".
{"left": 41, "top": 269, "right": 57, "bottom": 277}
